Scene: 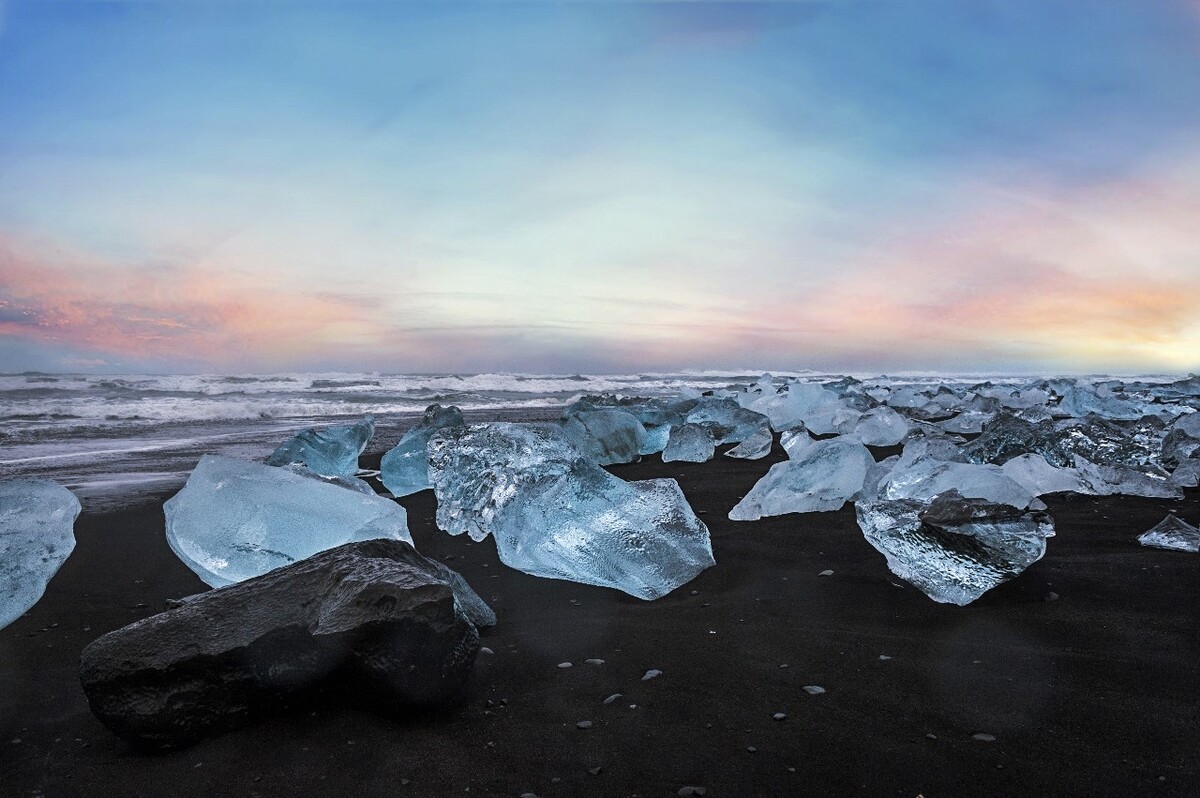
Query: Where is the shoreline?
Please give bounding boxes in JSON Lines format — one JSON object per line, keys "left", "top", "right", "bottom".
{"left": 2, "top": 443, "right": 1198, "bottom": 796}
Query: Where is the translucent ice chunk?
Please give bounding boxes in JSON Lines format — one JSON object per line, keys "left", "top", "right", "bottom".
{"left": 729, "top": 437, "right": 875, "bottom": 520}
{"left": 661, "top": 423, "right": 716, "bottom": 463}
{"left": 780, "top": 425, "right": 815, "bottom": 459}
{"left": 562, "top": 409, "right": 647, "bottom": 465}
{"left": 1057, "top": 386, "right": 1144, "bottom": 421}
{"left": 878, "top": 443, "right": 1037, "bottom": 510}
{"left": 724, "top": 426, "right": 773, "bottom": 460}
{"left": 856, "top": 491, "right": 1055, "bottom": 605}
{"left": 380, "top": 404, "right": 466, "bottom": 497}
{"left": 999, "top": 454, "right": 1090, "bottom": 496}
{"left": 684, "top": 398, "right": 772, "bottom": 445}
{"left": 840, "top": 406, "right": 909, "bottom": 446}
{"left": 490, "top": 460, "right": 715, "bottom": 599}
{"left": 427, "top": 423, "right": 581, "bottom": 542}
{"left": 1169, "top": 458, "right": 1200, "bottom": 489}
{"left": 1137, "top": 515, "right": 1200, "bottom": 553}
{"left": 1072, "top": 457, "right": 1182, "bottom": 499}
{"left": 265, "top": 414, "right": 375, "bottom": 477}
{"left": 164, "top": 455, "right": 412, "bottom": 588}
{"left": 1, "top": 479, "right": 80, "bottom": 630}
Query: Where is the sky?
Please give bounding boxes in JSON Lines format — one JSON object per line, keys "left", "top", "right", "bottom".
{"left": 1, "top": 0, "right": 1199, "bottom": 375}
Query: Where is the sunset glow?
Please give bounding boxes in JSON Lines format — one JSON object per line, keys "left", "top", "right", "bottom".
{"left": 2, "top": 0, "right": 1199, "bottom": 373}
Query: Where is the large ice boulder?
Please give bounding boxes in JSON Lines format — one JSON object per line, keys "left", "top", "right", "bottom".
{"left": 729, "top": 437, "right": 875, "bottom": 520}
{"left": 1137, "top": 515, "right": 1200, "bottom": 553}
{"left": 1000, "top": 454, "right": 1090, "bottom": 496}
{"left": 1, "top": 479, "right": 81, "bottom": 630}
{"left": 428, "top": 422, "right": 713, "bottom": 598}
{"left": 684, "top": 397, "right": 772, "bottom": 445}
{"left": 562, "top": 408, "right": 647, "bottom": 465}
{"left": 489, "top": 460, "right": 715, "bottom": 599}
{"left": 876, "top": 440, "right": 1038, "bottom": 510}
{"left": 380, "top": 404, "right": 466, "bottom": 497}
{"left": 266, "top": 414, "right": 375, "bottom": 477}
{"left": 164, "top": 455, "right": 413, "bottom": 587}
{"left": 662, "top": 423, "right": 716, "bottom": 463}
{"left": 427, "top": 423, "right": 579, "bottom": 542}
{"left": 856, "top": 490, "right": 1055, "bottom": 605}
{"left": 80, "top": 540, "right": 481, "bottom": 752}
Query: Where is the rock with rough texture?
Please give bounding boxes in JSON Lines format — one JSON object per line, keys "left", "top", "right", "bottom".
{"left": 1, "top": 479, "right": 81, "bottom": 630}
{"left": 562, "top": 409, "right": 647, "bottom": 465}
{"left": 79, "top": 540, "right": 481, "bottom": 752}
{"left": 1137, "top": 515, "right": 1200, "bottom": 553}
{"left": 856, "top": 490, "right": 1055, "bottom": 605}
{"left": 165, "top": 455, "right": 413, "bottom": 587}
{"left": 265, "top": 414, "right": 375, "bottom": 477}
{"left": 490, "top": 460, "right": 715, "bottom": 599}
{"left": 729, "top": 437, "right": 875, "bottom": 520}
{"left": 662, "top": 423, "right": 716, "bottom": 463}
{"left": 380, "top": 404, "right": 466, "bottom": 497}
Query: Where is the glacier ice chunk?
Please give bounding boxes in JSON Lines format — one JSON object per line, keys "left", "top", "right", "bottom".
{"left": 999, "top": 454, "right": 1089, "bottom": 496}
{"left": 1, "top": 479, "right": 80, "bottom": 630}
{"left": 562, "top": 409, "right": 647, "bottom": 465}
{"left": 724, "top": 425, "right": 773, "bottom": 460}
{"left": 662, "top": 423, "right": 716, "bottom": 463}
{"left": 165, "top": 455, "right": 412, "bottom": 588}
{"left": 1137, "top": 515, "right": 1200, "bottom": 553}
{"left": 489, "top": 460, "right": 714, "bottom": 599}
{"left": 427, "top": 423, "right": 581, "bottom": 541}
{"left": 856, "top": 490, "right": 1055, "bottom": 605}
{"left": 266, "top": 414, "right": 375, "bottom": 477}
{"left": 380, "top": 404, "right": 466, "bottom": 497}
{"left": 684, "top": 398, "right": 772, "bottom": 445}
{"left": 729, "top": 437, "right": 875, "bottom": 520}
{"left": 840, "top": 406, "right": 909, "bottom": 446}
{"left": 876, "top": 442, "right": 1038, "bottom": 510}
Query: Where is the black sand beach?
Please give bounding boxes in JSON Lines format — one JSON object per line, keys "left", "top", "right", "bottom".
{"left": 2, "top": 441, "right": 1197, "bottom": 797}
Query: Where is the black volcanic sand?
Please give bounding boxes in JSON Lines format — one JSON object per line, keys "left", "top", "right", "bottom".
{"left": 2, "top": 442, "right": 1198, "bottom": 797}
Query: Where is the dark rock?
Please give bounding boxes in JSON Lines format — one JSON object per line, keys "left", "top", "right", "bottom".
{"left": 80, "top": 540, "right": 480, "bottom": 752}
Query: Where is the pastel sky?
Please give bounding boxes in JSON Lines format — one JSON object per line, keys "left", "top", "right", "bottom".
{"left": 2, "top": 0, "right": 1200, "bottom": 374}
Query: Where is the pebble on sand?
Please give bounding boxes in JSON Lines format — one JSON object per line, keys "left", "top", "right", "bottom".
{"left": 972, "top": 733, "right": 996, "bottom": 742}
{"left": 642, "top": 669, "right": 662, "bottom": 681}
{"left": 557, "top": 662, "right": 572, "bottom": 669}
{"left": 577, "top": 720, "right": 593, "bottom": 729}
{"left": 802, "top": 685, "right": 826, "bottom": 695}
{"left": 678, "top": 787, "right": 707, "bottom": 797}
{"left": 584, "top": 658, "right": 605, "bottom": 666}
{"left": 602, "top": 693, "right": 622, "bottom": 705}
{"left": 818, "top": 570, "right": 834, "bottom": 577}
{"left": 773, "top": 712, "right": 787, "bottom": 721}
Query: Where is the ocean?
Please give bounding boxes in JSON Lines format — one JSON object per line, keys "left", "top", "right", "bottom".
{"left": 0, "top": 370, "right": 1182, "bottom": 510}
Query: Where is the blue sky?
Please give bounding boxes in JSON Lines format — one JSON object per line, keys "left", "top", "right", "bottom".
{"left": 2, "top": 0, "right": 1199, "bottom": 373}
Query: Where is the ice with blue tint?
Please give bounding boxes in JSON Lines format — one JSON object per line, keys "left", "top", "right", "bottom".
{"left": 164, "top": 455, "right": 412, "bottom": 587}
{"left": 661, "top": 423, "right": 716, "bottom": 463}
{"left": 856, "top": 491, "right": 1055, "bottom": 605}
{"left": 840, "top": 405, "right": 909, "bottom": 446}
{"left": 684, "top": 397, "right": 772, "bottom": 446}
{"left": 562, "top": 409, "right": 647, "bottom": 465}
{"left": 1137, "top": 515, "right": 1200, "bottom": 553}
{"left": 729, "top": 436, "right": 875, "bottom": 520}
{"left": 427, "top": 422, "right": 713, "bottom": 598}
{"left": 1056, "top": 386, "right": 1144, "bottom": 421}
{"left": 380, "top": 404, "right": 466, "bottom": 497}
{"left": 780, "top": 425, "right": 815, "bottom": 459}
{"left": 1, "top": 479, "right": 81, "bottom": 631}
{"left": 999, "top": 454, "right": 1090, "bottom": 496}
{"left": 751, "top": 382, "right": 850, "bottom": 434}
{"left": 491, "top": 459, "right": 715, "bottom": 599}
{"left": 875, "top": 439, "right": 1038, "bottom": 510}
{"left": 724, "top": 425, "right": 773, "bottom": 460}
{"left": 265, "top": 414, "right": 375, "bottom": 477}
{"left": 427, "top": 423, "right": 581, "bottom": 542}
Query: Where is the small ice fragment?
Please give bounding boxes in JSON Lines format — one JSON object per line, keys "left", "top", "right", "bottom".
{"left": 1137, "top": 515, "right": 1200, "bottom": 553}
{"left": 266, "top": 415, "right": 374, "bottom": 477}
{"left": 802, "top": 685, "right": 825, "bottom": 695}
{"left": 642, "top": 669, "right": 662, "bottom": 681}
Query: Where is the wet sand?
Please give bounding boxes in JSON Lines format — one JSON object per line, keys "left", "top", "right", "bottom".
{"left": 2, "top": 442, "right": 1197, "bottom": 797}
